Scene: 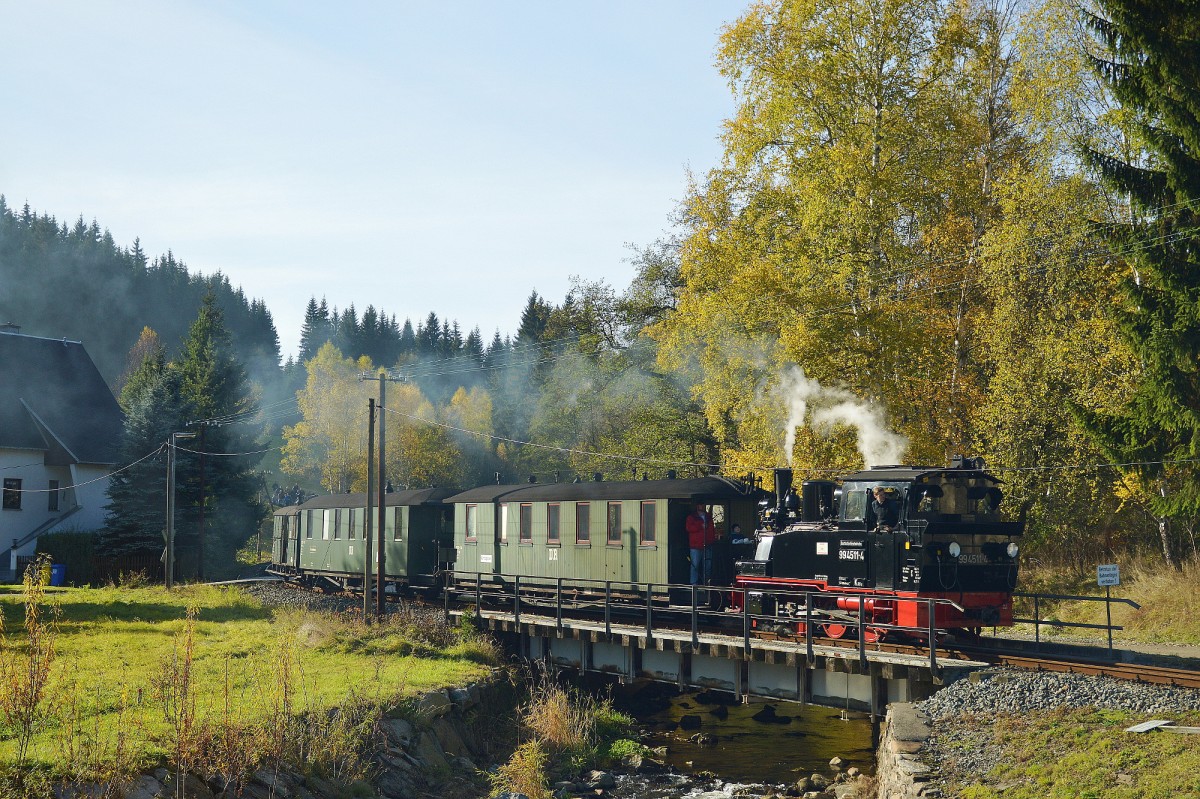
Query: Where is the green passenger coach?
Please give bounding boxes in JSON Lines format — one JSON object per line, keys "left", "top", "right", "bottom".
{"left": 273, "top": 488, "right": 457, "bottom": 588}
{"left": 446, "top": 477, "right": 762, "bottom": 588}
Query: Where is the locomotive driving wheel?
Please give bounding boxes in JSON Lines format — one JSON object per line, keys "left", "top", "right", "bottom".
{"left": 822, "top": 623, "right": 849, "bottom": 639}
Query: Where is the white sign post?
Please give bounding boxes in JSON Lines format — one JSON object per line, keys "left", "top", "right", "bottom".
{"left": 1097, "top": 564, "right": 1120, "bottom": 587}
{"left": 1097, "top": 564, "right": 1120, "bottom": 651}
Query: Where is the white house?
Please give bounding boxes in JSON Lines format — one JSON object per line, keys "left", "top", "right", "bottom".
{"left": 0, "top": 324, "right": 124, "bottom": 576}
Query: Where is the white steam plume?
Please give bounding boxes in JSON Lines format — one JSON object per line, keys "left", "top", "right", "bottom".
{"left": 776, "top": 365, "right": 907, "bottom": 467}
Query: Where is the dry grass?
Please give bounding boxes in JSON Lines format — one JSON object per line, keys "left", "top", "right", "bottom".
{"left": 522, "top": 678, "right": 595, "bottom": 752}
{"left": 488, "top": 740, "right": 551, "bottom": 799}
{"left": 1015, "top": 556, "right": 1200, "bottom": 644}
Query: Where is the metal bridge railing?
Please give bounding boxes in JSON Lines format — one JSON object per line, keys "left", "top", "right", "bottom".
{"left": 1012, "top": 591, "right": 1141, "bottom": 654}
{"left": 440, "top": 569, "right": 971, "bottom": 675}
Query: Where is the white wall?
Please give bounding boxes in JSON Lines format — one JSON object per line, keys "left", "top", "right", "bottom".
{"left": 2, "top": 448, "right": 111, "bottom": 573}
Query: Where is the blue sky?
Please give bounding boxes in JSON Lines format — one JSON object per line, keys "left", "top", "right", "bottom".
{"left": 0, "top": 1, "right": 742, "bottom": 357}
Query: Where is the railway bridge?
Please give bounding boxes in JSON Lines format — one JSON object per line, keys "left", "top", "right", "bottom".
{"left": 444, "top": 572, "right": 987, "bottom": 718}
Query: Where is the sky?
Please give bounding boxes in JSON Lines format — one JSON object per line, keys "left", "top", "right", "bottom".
{"left": 0, "top": 1, "right": 743, "bottom": 359}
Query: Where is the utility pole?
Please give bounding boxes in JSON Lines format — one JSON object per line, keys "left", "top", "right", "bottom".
{"left": 164, "top": 431, "right": 196, "bottom": 589}
{"left": 358, "top": 369, "right": 404, "bottom": 618}
{"left": 377, "top": 372, "right": 386, "bottom": 618}
{"left": 364, "top": 398, "right": 375, "bottom": 624}
{"left": 197, "top": 423, "right": 206, "bottom": 581}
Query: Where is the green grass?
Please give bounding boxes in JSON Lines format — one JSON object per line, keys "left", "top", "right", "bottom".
{"left": 0, "top": 583, "right": 497, "bottom": 787}
{"left": 938, "top": 708, "right": 1200, "bottom": 798}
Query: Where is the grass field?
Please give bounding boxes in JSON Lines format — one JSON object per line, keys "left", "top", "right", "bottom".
{"left": 0, "top": 576, "right": 498, "bottom": 794}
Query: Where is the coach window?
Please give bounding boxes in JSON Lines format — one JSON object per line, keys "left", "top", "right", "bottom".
{"left": 333, "top": 509, "right": 343, "bottom": 540}
{"left": 498, "top": 503, "right": 509, "bottom": 544}
{"left": 306, "top": 510, "right": 315, "bottom": 539}
{"left": 519, "top": 503, "right": 533, "bottom": 544}
{"left": 322, "top": 510, "right": 331, "bottom": 540}
{"left": 2, "top": 479, "right": 20, "bottom": 510}
{"left": 347, "top": 508, "right": 357, "bottom": 540}
{"left": 639, "top": 501, "right": 656, "bottom": 546}
{"left": 465, "top": 504, "right": 478, "bottom": 542}
{"left": 547, "top": 503, "right": 561, "bottom": 546}
{"left": 576, "top": 502, "right": 590, "bottom": 544}
{"left": 607, "top": 502, "right": 622, "bottom": 546}
{"left": 394, "top": 507, "right": 404, "bottom": 541}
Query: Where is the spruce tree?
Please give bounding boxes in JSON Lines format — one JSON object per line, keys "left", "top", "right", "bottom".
{"left": 100, "top": 368, "right": 185, "bottom": 557}
{"left": 1080, "top": 0, "right": 1200, "bottom": 564}
{"left": 175, "top": 293, "right": 264, "bottom": 578}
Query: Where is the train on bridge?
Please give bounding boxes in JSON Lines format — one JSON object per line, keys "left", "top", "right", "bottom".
{"left": 269, "top": 457, "right": 1022, "bottom": 640}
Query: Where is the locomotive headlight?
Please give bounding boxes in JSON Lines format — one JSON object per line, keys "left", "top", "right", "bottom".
{"left": 1006, "top": 542, "right": 1019, "bottom": 559}
{"left": 948, "top": 541, "right": 961, "bottom": 558}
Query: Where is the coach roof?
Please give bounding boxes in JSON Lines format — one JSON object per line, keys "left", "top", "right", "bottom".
{"left": 282, "top": 487, "right": 460, "bottom": 513}
{"left": 444, "top": 476, "right": 760, "bottom": 504}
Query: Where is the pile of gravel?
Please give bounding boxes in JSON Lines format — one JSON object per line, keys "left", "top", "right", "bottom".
{"left": 919, "top": 667, "right": 1200, "bottom": 719}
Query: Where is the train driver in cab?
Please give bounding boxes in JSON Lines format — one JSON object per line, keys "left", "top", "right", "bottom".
{"left": 871, "top": 486, "right": 900, "bottom": 532}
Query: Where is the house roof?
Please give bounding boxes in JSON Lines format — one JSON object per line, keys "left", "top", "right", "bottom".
{"left": 0, "top": 331, "right": 124, "bottom": 464}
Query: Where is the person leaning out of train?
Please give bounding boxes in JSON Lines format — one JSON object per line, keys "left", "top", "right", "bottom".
{"left": 871, "top": 486, "right": 900, "bottom": 532}
{"left": 686, "top": 501, "right": 718, "bottom": 584}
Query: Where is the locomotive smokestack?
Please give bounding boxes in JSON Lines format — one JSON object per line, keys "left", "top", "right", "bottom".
{"left": 774, "top": 468, "right": 794, "bottom": 517}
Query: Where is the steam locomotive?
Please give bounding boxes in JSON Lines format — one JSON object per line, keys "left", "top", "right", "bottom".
{"left": 269, "top": 457, "right": 1021, "bottom": 640}
{"left": 736, "top": 457, "right": 1022, "bottom": 639}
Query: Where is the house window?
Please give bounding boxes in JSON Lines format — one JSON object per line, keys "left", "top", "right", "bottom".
{"left": 465, "top": 504, "right": 478, "bottom": 542}
{"left": 520, "top": 503, "right": 533, "bottom": 543}
{"left": 498, "top": 503, "right": 509, "bottom": 544}
{"left": 48, "top": 480, "right": 60, "bottom": 512}
{"left": 394, "top": 507, "right": 404, "bottom": 541}
{"left": 607, "top": 502, "right": 622, "bottom": 545}
{"left": 640, "top": 501, "right": 656, "bottom": 545}
{"left": 547, "top": 504, "right": 560, "bottom": 545}
{"left": 576, "top": 502, "right": 590, "bottom": 543}
{"left": 2, "top": 479, "right": 20, "bottom": 510}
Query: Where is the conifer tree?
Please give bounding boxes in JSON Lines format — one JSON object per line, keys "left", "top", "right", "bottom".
{"left": 100, "top": 368, "right": 185, "bottom": 557}
{"left": 1078, "top": 0, "right": 1200, "bottom": 564}
{"left": 175, "top": 293, "right": 264, "bottom": 578}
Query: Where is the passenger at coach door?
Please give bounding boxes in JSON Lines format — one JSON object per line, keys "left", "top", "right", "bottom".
{"left": 686, "top": 501, "right": 718, "bottom": 585}
{"left": 870, "top": 485, "right": 900, "bottom": 532}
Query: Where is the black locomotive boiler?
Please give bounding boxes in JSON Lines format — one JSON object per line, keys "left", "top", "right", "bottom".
{"left": 735, "top": 457, "right": 1022, "bottom": 640}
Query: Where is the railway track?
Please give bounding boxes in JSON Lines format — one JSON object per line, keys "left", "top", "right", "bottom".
{"left": 259, "top": 578, "right": 1200, "bottom": 689}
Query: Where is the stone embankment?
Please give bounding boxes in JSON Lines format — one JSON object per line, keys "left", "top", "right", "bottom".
{"left": 875, "top": 666, "right": 1200, "bottom": 798}
{"left": 111, "top": 673, "right": 508, "bottom": 799}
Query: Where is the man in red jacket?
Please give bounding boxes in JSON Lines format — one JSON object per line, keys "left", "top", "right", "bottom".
{"left": 686, "top": 501, "right": 717, "bottom": 585}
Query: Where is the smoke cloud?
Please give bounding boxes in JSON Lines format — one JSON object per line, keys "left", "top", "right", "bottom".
{"left": 775, "top": 365, "right": 907, "bottom": 467}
